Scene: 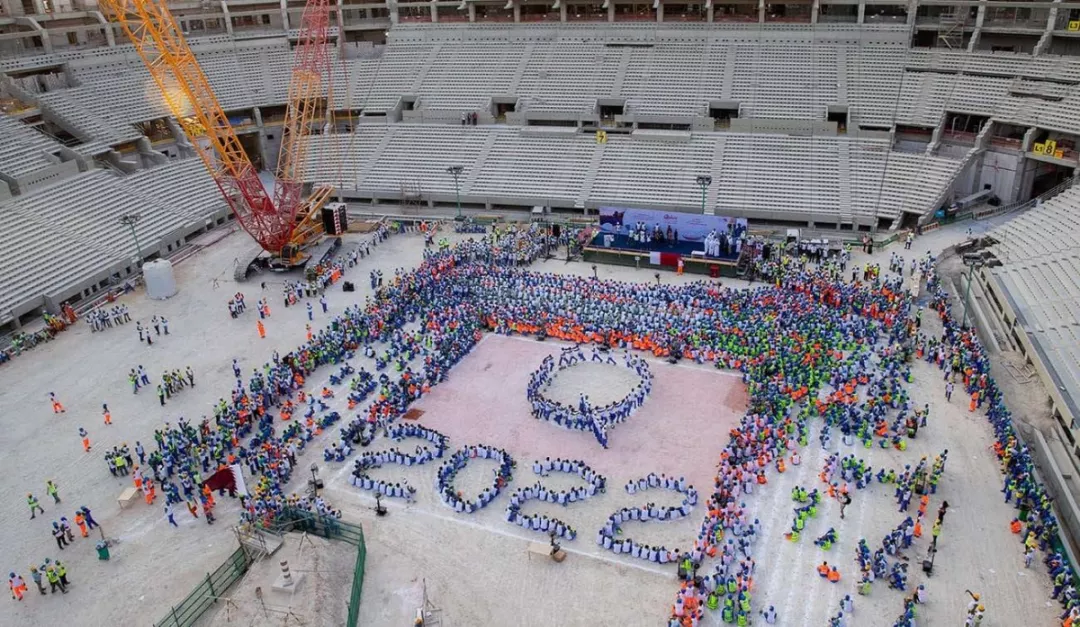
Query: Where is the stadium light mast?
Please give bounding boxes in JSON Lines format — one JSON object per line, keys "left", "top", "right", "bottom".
{"left": 696, "top": 175, "right": 712, "bottom": 214}
{"left": 447, "top": 165, "right": 465, "bottom": 219}
{"left": 119, "top": 214, "right": 144, "bottom": 267}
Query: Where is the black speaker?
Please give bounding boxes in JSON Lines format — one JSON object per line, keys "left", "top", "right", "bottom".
{"left": 343, "top": 281, "right": 355, "bottom": 292}
{"left": 552, "top": 224, "right": 562, "bottom": 237}
{"left": 322, "top": 205, "right": 348, "bottom": 235}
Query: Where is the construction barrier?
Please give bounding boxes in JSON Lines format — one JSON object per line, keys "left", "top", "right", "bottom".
{"left": 153, "top": 509, "right": 366, "bottom": 627}
{"left": 265, "top": 509, "right": 367, "bottom": 627}
{"left": 154, "top": 546, "right": 255, "bottom": 627}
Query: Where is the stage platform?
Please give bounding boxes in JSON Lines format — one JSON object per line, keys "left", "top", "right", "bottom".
{"left": 585, "top": 234, "right": 740, "bottom": 277}
{"left": 590, "top": 233, "right": 739, "bottom": 261}
{"left": 582, "top": 246, "right": 738, "bottom": 278}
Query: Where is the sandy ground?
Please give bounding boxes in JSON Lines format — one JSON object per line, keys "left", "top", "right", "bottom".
{"left": 0, "top": 227, "right": 435, "bottom": 627}
{"left": 196, "top": 532, "right": 353, "bottom": 627}
{"left": 542, "top": 360, "right": 643, "bottom": 408}
{"left": 0, "top": 213, "right": 1060, "bottom": 627}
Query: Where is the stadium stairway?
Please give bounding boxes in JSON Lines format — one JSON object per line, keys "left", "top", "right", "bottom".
{"left": 576, "top": 139, "right": 606, "bottom": 210}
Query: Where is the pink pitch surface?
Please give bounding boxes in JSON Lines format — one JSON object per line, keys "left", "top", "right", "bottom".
{"left": 410, "top": 333, "right": 747, "bottom": 494}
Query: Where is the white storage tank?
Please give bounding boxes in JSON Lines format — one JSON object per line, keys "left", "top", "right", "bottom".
{"left": 143, "top": 259, "right": 178, "bottom": 300}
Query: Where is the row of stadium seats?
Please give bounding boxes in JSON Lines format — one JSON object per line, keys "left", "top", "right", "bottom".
{"left": 981, "top": 182, "right": 1080, "bottom": 437}
{"left": 19, "top": 34, "right": 914, "bottom": 130}
{"left": 994, "top": 255, "right": 1080, "bottom": 333}
{"left": 0, "top": 159, "right": 227, "bottom": 320}
{"left": 11, "top": 33, "right": 1080, "bottom": 147}
{"left": 730, "top": 43, "right": 840, "bottom": 120}
{"left": 303, "top": 125, "right": 961, "bottom": 222}
{"left": 0, "top": 114, "right": 61, "bottom": 178}
{"left": 35, "top": 86, "right": 143, "bottom": 146}
{"left": 988, "top": 186, "right": 1080, "bottom": 264}
{"left": 906, "top": 49, "right": 1080, "bottom": 83}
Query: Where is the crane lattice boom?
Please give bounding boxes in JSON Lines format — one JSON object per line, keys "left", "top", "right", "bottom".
{"left": 274, "top": 0, "right": 332, "bottom": 218}
{"left": 100, "top": 0, "right": 333, "bottom": 256}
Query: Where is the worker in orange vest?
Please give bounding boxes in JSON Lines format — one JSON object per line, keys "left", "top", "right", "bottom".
{"left": 73, "top": 511, "right": 88, "bottom": 538}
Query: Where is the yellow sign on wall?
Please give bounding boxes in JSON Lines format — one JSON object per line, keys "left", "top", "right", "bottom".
{"left": 1045, "top": 139, "right": 1058, "bottom": 153}
{"left": 1069, "top": 20, "right": 1080, "bottom": 31}
{"left": 1034, "top": 142, "right": 1046, "bottom": 154}
{"left": 596, "top": 130, "right": 607, "bottom": 144}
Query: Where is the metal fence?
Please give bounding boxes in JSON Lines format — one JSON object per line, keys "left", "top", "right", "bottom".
{"left": 154, "top": 546, "right": 255, "bottom": 627}
{"left": 265, "top": 509, "right": 367, "bottom": 627}
{"left": 347, "top": 534, "right": 367, "bottom": 627}
{"left": 152, "top": 511, "right": 367, "bottom": 627}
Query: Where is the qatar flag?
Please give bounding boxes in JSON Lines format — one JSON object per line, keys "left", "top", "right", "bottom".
{"left": 203, "top": 465, "right": 249, "bottom": 497}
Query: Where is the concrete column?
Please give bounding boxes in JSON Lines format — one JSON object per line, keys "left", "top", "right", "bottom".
{"left": 1021, "top": 126, "right": 1038, "bottom": 152}
{"left": 92, "top": 11, "right": 117, "bottom": 46}
{"left": 1016, "top": 157, "right": 1037, "bottom": 201}
{"left": 431, "top": 1, "right": 439, "bottom": 22}
{"left": 221, "top": 1, "right": 234, "bottom": 35}
{"left": 280, "top": 0, "right": 289, "bottom": 31}
{"left": 656, "top": 1, "right": 663, "bottom": 22}
{"left": 758, "top": 0, "right": 764, "bottom": 24}
{"left": 469, "top": 2, "right": 476, "bottom": 21}
{"left": 1033, "top": 6, "right": 1059, "bottom": 55}
{"left": 811, "top": 0, "right": 819, "bottom": 24}
{"left": 608, "top": 1, "right": 615, "bottom": 22}
{"left": 706, "top": 3, "right": 713, "bottom": 22}
{"left": 16, "top": 17, "right": 52, "bottom": 52}
{"left": 560, "top": 2, "right": 567, "bottom": 21}
{"left": 857, "top": 2, "right": 865, "bottom": 24}
{"left": 513, "top": 1, "right": 520, "bottom": 22}
{"left": 256, "top": 129, "right": 271, "bottom": 171}
{"left": 968, "top": 4, "right": 985, "bottom": 51}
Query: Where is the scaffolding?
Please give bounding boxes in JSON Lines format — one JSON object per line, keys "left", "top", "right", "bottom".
{"left": 400, "top": 181, "right": 424, "bottom": 214}
{"left": 938, "top": 9, "right": 968, "bottom": 50}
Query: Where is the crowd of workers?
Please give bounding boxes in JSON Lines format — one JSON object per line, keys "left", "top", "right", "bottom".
{"left": 13, "top": 215, "right": 1070, "bottom": 627}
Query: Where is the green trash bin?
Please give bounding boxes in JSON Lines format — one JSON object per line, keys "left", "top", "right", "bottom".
{"left": 95, "top": 541, "right": 110, "bottom": 561}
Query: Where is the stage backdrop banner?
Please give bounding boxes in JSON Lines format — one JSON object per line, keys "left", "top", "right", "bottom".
{"left": 597, "top": 207, "right": 747, "bottom": 243}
